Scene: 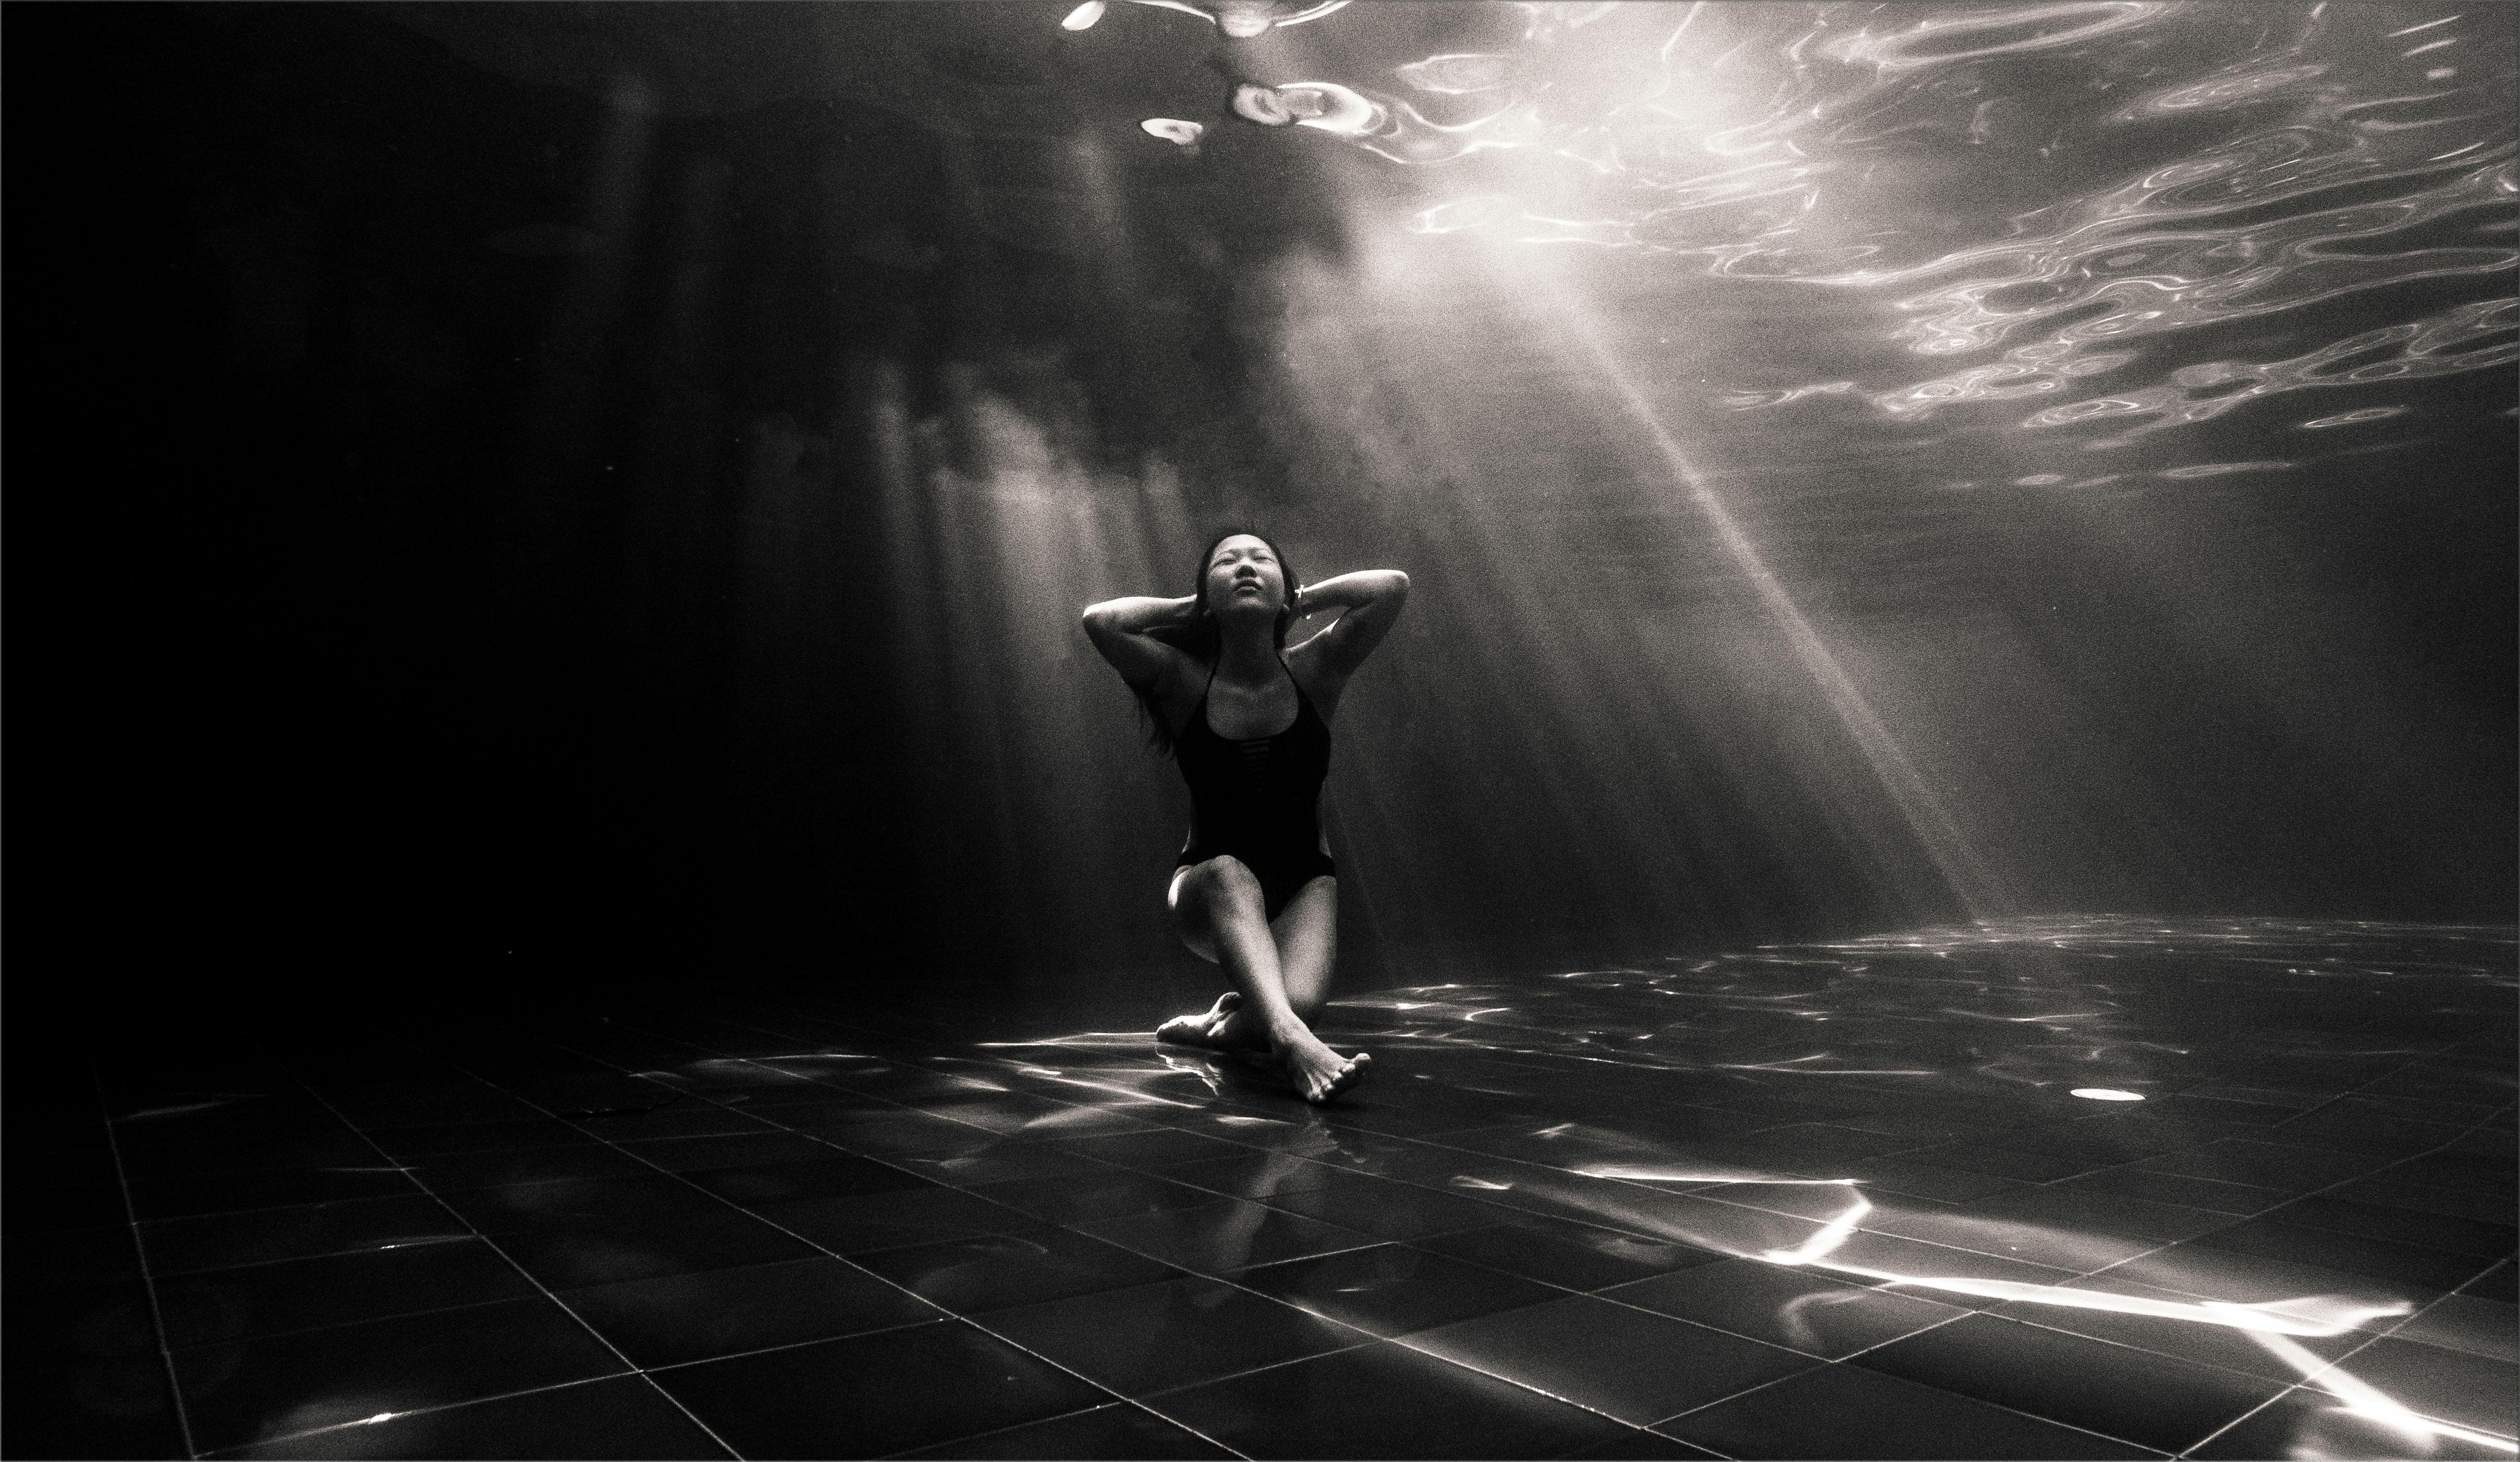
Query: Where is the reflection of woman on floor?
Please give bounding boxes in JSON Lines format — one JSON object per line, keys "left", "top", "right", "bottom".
{"left": 1084, "top": 533, "right": 1408, "bottom": 1103}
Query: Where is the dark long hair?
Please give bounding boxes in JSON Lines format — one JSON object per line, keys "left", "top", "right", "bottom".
{"left": 1133, "top": 529, "right": 1302, "bottom": 758}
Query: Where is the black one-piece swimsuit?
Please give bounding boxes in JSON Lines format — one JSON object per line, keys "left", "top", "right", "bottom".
{"left": 1173, "top": 658, "right": 1336, "bottom": 920}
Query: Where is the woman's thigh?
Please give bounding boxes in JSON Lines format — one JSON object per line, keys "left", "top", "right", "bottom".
{"left": 1168, "top": 860, "right": 1335, "bottom": 977}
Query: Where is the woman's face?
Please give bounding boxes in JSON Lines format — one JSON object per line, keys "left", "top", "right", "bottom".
{"left": 1205, "top": 534, "right": 1287, "bottom": 616}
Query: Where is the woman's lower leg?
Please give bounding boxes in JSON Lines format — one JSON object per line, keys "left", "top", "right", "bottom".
{"left": 1198, "top": 872, "right": 1366, "bottom": 1101}
{"left": 1205, "top": 882, "right": 1312, "bottom": 1049}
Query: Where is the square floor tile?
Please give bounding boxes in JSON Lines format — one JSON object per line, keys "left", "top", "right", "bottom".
{"left": 1984, "top": 1278, "right": 2372, "bottom": 1384}
{"left": 1164, "top": 1151, "right": 1350, "bottom": 1201}
{"left": 2, "top": 1351, "right": 189, "bottom": 1460}
{"left": 4, "top": 1281, "right": 161, "bottom": 1360}
{"left": 1857, "top": 1205, "right": 2163, "bottom": 1272}
{"left": 963, "top": 1170, "right": 1221, "bottom": 1226}
{"left": 2053, "top": 1169, "right": 2292, "bottom": 1217}
{"left": 367, "top": 1119, "right": 599, "bottom": 1157}
{"left": 2390, "top": 1295, "right": 2520, "bottom": 1364}
{"left": 1965, "top": 1187, "right": 2239, "bottom": 1245}
{"left": 2097, "top": 1242, "right": 2451, "bottom": 1312}
{"left": 749, "top": 1182, "right": 1036, "bottom": 1252}
{"left": 4, "top": 1183, "right": 129, "bottom": 1235}
{"left": 2266, "top": 1109, "right": 2468, "bottom": 1155}
{"left": 1412, "top": 1217, "right": 1729, "bottom": 1293}
{"left": 156, "top": 1238, "right": 537, "bottom": 1349}
{"left": 2136, "top": 1140, "right": 2392, "bottom": 1192}
{"left": 1553, "top": 1429, "right": 1724, "bottom": 1459}
{"left": 2184, "top": 1218, "right": 2490, "bottom": 1292}
{"left": 1790, "top": 1229, "right": 2082, "bottom": 1292}
{"left": 1143, "top": 1338, "right": 1636, "bottom": 1459}
{"left": 211, "top": 1374, "right": 730, "bottom": 1459}
{"left": 5, "top": 1225, "right": 146, "bottom": 1294}
{"left": 138, "top": 1200, "right": 474, "bottom": 1280}
{"left": 652, "top": 1318, "right": 1107, "bottom": 1459}
{"left": 613, "top": 1132, "right": 840, "bottom": 1172}
{"left": 1051, "top": 1129, "right": 1251, "bottom": 1172}
{"left": 889, "top": 1141, "right": 1127, "bottom": 1189}
{"left": 405, "top": 1142, "right": 658, "bottom": 1193}
{"left": 14, "top": 1146, "right": 127, "bottom": 1194}
{"left": 1732, "top": 1124, "right": 1922, "bottom": 1162}
{"left": 2190, "top": 1387, "right": 2511, "bottom": 1460}
{"left": 2331, "top": 1177, "right": 2517, "bottom": 1227}
{"left": 1895, "top": 1145, "right": 2103, "bottom": 1183}
{"left": 913, "top": 1093, "right": 1160, "bottom": 1140}
{"left": 1543, "top": 1189, "right": 1830, "bottom": 1262}
{"left": 683, "top": 1155, "right": 931, "bottom": 1206}
{"left": 116, "top": 1130, "right": 384, "bottom": 1180}
{"left": 1657, "top": 1357, "right": 2156, "bottom": 1459}
{"left": 559, "top": 1256, "right": 943, "bottom": 1367}
{"left": 898, "top": 1402, "right": 1237, "bottom": 1459}
{"left": 170, "top": 1295, "right": 631, "bottom": 1454}
{"left": 437, "top": 1174, "right": 730, "bottom": 1234}
{"left": 511, "top": 1198, "right": 826, "bottom": 1288}
{"left": 789, "top": 1107, "right": 1004, "bottom": 1155}
{"left": 851, "top": 1226, "right": 1185, "bottom": 1315}
{"left": 126, "top": 1167, "right": 423, "bottom": 1222}
{"left": 2267, "top": 1195, "right": 2518, "bottom": 1261}
{"left": 1261, "top": 1176, "right": 1510, "bottom": 1242}
{"left": 2309, "top": 1336, "right": 2518, "bottom": 1439}
{"left": 322, "top": 1085, "right": 544, "bottom": 1130}
{"left": 725, "top": 1085, "right": 894, "bottom": 1113}
{"left": 1604, "top": 1259, "right": 1967, "bottom": 1358}
{"left": 1076, "top": 1197, "right": 1380, "bottom": 1276}
{"left": 2464, "top": 1263, "right": 2517, "bottom": 1303}
{"left": 1235, "top": 1244, "right": 1565, "bottom": 1338}
{"left": 1852, "top": 1312, "right": 2284, "bottom": 1454}
{"left": 979, "top": 1273, "right": 1368, "bottom": 1395}
{"left": 1405, "top": 1293, "right": 1818, "bottom": 1424}
{"left": 571, "top": 1106, "right": 780, "bottom": 1141}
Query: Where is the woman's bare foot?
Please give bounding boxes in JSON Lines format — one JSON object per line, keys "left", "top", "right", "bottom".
{"left": 1156, "top": 991, "right": 1265, "bottom": 1051}
{"left": 1275, "top": 1032, "right": 1370, "bottom": 1104}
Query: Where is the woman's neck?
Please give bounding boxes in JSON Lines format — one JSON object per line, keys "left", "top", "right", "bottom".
{"left": 1214, "top": 623, "right": 1280, "bottom": 682}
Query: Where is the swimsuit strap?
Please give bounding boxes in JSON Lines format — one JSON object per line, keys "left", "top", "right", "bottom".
{"left": 1192, "top": 654, "right": 1304, "bottom": 741}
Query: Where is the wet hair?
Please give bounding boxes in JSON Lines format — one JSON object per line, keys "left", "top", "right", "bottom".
{"left": 1132, "top": 529, "right": 1302, "bottom": 757}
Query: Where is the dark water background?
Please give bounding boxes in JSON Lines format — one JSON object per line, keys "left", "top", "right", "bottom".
{"left": 11, "top": 2, "right": 2512, "bottom": 1007}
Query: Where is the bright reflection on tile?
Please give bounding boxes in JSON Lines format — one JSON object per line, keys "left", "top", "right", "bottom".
{"left": 828, "top": 916, "right": 2508, "bottom": 1460}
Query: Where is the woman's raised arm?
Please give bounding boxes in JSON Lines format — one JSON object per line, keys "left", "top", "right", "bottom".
{"left": 1081, "top": 593, "right": 1201, "bottom": 688}
{"left": 1291, "top": 570, "right": 1409, "bottom": 674}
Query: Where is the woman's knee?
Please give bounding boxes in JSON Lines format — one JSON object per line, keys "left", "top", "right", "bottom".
{"left": 1182, "top": 856, "right": 1265, "bottom": 911}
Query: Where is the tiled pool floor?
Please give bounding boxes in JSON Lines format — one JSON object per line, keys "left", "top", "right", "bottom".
{"left": 9, "top": 917, "right": 2514, "bottom": 1458}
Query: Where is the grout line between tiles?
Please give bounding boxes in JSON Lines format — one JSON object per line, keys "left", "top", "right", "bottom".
{"left": 387, "top": 1023, "right": 1262, "bottom": 1461}
{"left": 91, "top": 1057, "right": 207, "bottom": 1462}
{"left": 284, "top": 1082, "right": 748, "bottom": 1462}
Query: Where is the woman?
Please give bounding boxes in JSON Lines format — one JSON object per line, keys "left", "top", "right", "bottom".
{"left": 1082, "top": 532, "right": 1409, "bottom": 1103}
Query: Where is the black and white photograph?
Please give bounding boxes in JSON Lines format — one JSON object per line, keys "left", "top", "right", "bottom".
{"left": 4, "top": 1, "right": 2514, "bottom": 1458}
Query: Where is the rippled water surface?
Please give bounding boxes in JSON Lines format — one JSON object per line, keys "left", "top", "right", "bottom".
{"left": 1280, "top": 1, "right": 2515, "bottom": 466}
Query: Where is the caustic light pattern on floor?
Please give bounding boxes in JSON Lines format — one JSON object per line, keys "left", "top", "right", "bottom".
{"left": 8, "top": 917, "right": 2514, "bottom": 1459}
